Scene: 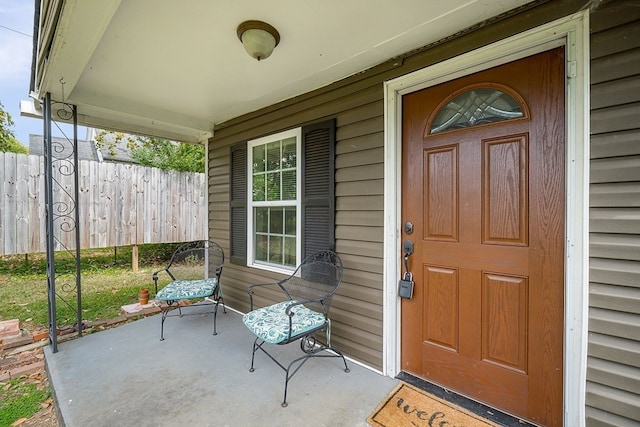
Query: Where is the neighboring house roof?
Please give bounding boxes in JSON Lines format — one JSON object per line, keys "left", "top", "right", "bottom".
{"left": 29, "top": 132, "right": 139, "bottom": 164}
{"left": 29, "top": 134, "right": 99, "bottom": 162}
{"left": 87, "top": 128, "right": 139, "bottom": 164}
{"left": 94, "top": 137, "right": 138, "bottom": 164}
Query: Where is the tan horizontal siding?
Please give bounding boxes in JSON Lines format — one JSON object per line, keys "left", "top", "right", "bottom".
{"left": 209, "top": 220, "right": 227, "bottom": 232}
{"left": 589, "top": 332, "right": 640, "bottom": 369}
{"left": 336, "top": 133, "right": 384, "bottom": 155}
{"left": 336, "top": 196, "right": 383, "bottom": 211}
{"left": 212, "top": 210, "right": 230, "bottom": 222}
{"left": 590, "top": 48, "right": 640, "bottom": 85}
{"left": 335, "top": 225, "right": 383, "bottom": 243}
{"left": 338, "top": 282, "right": 383, "bottom": 306}
{"left": 336, "top": 179, "right": 384, "bottom": 197}
{"left": 341, "top": 269, "right": 383, "bottom": 290}
{"left": 335, "top": 164, "right": 384, "bottom": 182}
{"left": 590, "top": 258, "right": 640, "bottom": 288}
{"left": 586, "top": 406, "right": 639, "bottom": 427}
{"left": 589, "top": 307, "right": 640, "bottom": 341}
{"left": 587, "top": 357, "right": 640, "bottom": 395}
{"left": 591, "top": 130, "right": 640, "bottom": 159}
{"left": 591, "top": 20, "right": 640, "bottom": 59}
{"left": 588, "top": 5, "right": 640, "bottom": 424}
{"left": 590, "top": 234, "right": 640, "bottom": 262}
{"left": 331, "top": 304, "right": 383, "bottom": 332}
{"left": 339, "top": 253, "right": 383, "bottom": 275}
{"left": 332, "top": 298, "right": 383, "bottom": 324}
{"left": 591, "top": 103, "right": 640, "bottom": 135}
{"left": 590, "top": 156, "right": 640, "bottom": 183}
{"left": 590, "top": 1, "right": 640, "bottom": 34}
{"left": 586, "top": 382, "right": 640, "bottom": 422}
{"left": 209, "top": 182, "right": 227, "bottom": 195}
{"left": 330, "top": 334, "right": 382, "bottom": 368}
{"left": 336, "top": 147, "right": 384, "bottom": 169}
{"left": 336, "top": 240, "right": 383, "bottom": 258}
{"left": 334, "top": 102, "right": 384, "bottom": 344}
{"left": 591, "top": 183, "right": 640, "bottom": 207}
{"left": 590, "top": 209, "right": 640, "bottom": 234}
{"left": 336, "top": 211, "right": 384, "bottom": 227}
{"left": 208, "top": 169, "right": 229, "bottom": 184}
{"left": 337, "top": 116, "right": 384, "bottom": 141}
{"left": 591, "top": 76, "right": 640, "bottom": 110}
{"left": 337, "top": 100, "right": 384, "bottom": 127}
{"left": 590, "top": 283, "right": 640, "bottom": 314}
{"left": 330, "top": 327, "right": 383, "bottom": 358}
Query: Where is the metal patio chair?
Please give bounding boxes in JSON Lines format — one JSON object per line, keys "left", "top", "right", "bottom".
{"left": 242, "top": 250, "right": 350, "bottom": 407}
{"left": 153, "top": 240, "right": 225, "bottom": 340}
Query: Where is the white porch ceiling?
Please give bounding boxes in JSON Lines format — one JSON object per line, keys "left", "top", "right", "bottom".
{"left": 33, "top": 0, "right": 534, "bottom": 143}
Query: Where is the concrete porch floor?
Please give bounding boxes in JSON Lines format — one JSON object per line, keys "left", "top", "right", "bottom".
{"left": 44, "top": 305, "right": 399, "bottom": 426}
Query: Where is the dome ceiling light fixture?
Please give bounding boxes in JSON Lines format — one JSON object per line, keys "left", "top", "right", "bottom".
{"left": 237, "top": 20, "right": 280, "bottom": 61}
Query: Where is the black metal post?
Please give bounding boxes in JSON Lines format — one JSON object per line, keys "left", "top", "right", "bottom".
{"left": 72, "top": 105, "right": 82, "bottom": 337}
{"left": 44, "top": 92, "right": 58, "bottom": 353}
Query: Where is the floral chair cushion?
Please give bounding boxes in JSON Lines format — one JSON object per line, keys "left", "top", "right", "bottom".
{"left": 156, "top": 278, "right": 218, "bottom": 301}
{"left": 242, "top": 301, "right": 326, "bottom": 344}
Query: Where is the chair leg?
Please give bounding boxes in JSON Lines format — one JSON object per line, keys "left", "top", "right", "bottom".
{"left": 249, "top": 337, "right": 263, "bottom": 372}
{"left": 212, "top": 298, "right": 219, "bottom": 336}
{"left": 327, "top": 346, "right": 350, "bottom": 373}
{"left": 249, "top": 334, "right": 350, "bottom": 407}
{"left": 160, "top": 305, "right": 170, "bottom": 341}
{"left": 160, "top": 300, "right": 179, "bottom": 340}
{"left": 220, "top": 295, "right": 227, "bottom": 314}
{"left": 281, "top": 354, "right": 314, "bottom": 407}
{"left": 211, "top": 295, "right": 227, "bottom": 336}
{"left": 280, "top": 345, "right": 350, "bottom": 407}
{"left": 161, "top": 298, "right": 225, "bottom": 340}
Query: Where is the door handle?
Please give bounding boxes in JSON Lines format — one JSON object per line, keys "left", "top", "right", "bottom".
{"left": 402, "top": 240, "right": 414, "bottom": 278}
{"left": 399, "top": 239, "right": 415, "bottom": 299}
{"left": 403, "top": 240, "right": 414, "bottom": 256}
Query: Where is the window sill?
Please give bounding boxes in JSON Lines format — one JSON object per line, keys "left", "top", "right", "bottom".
{"left": 250, "top": 262, "right": 295, "bottom": 277}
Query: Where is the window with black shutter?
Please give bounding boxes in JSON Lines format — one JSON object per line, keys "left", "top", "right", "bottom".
{"left": 229, "top": 119, "right": 335, "bottom": 271}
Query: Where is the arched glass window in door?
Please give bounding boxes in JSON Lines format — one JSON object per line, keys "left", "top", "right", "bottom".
{"left": 429, "top": 86, "right": 525, "bottom": 134}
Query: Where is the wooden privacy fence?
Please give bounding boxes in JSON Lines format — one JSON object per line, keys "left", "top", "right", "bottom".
{"left": 0, "top": 152, "right": 207, "bottom": 256}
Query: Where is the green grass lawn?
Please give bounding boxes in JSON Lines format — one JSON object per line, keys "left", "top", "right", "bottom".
{"left": 0, "top": 244, "right": 183, "bottom": 329}
{"left": 0, "top": 376, "right": 51, "bottom": 427}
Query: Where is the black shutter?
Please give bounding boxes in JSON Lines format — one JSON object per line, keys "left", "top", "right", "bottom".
{"left": 301, "top": 119, "right": 336, "bottom": 258}
{"left": 229, "top": 142, "right": 247, "bottom": 265}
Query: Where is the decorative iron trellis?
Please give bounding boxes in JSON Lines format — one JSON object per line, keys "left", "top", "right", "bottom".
{"left": 43, "top": 93, "right": 83, "bottom": 353}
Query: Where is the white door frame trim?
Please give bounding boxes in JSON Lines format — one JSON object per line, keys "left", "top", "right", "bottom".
{"left": 382, "top": 11, "right": 589, "bottom": 426}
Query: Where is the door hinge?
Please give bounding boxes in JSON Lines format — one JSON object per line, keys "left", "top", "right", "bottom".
{"left": 567, "top": 61, "right": 577, "bottom": 79}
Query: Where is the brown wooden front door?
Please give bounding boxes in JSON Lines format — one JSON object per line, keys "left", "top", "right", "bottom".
{"left": 400, "top": 48, "right": 565, "bottom": 426}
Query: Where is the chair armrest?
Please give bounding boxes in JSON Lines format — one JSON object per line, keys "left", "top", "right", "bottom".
{"left": 247, "top": 282, "right": 287, "bottom": 311}
{"left": 247, "top": 282, "right": 281, "bottom": 292}
{"left": 281, "top": 299, "right": 329, "bottom": 344}
{"left": 151, "top": 268, "right": 175, "bottom": 294}
{"left": 284, "top": 298, "right": 327, "bottom": 317}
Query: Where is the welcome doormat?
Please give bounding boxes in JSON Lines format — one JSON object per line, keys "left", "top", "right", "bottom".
{"left": 368, "top": 382, "right": 501, "bottom": 427}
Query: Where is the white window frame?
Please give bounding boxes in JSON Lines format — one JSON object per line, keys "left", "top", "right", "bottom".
{"left": 246, "top": 128, "right": 302, "bottom": 275}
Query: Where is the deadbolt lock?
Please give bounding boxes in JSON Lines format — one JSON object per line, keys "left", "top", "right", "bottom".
{"left": 404, "top": 221, "right": 414, "bottom": 235}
